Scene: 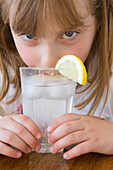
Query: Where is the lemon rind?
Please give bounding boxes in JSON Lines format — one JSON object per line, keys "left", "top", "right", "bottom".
{"left": 55, "top": 55, "right": 87, "bottom": 85}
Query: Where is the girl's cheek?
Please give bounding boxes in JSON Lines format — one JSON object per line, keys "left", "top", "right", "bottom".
{"left": 17, "top": 47, "right": 40, "bottom": 66}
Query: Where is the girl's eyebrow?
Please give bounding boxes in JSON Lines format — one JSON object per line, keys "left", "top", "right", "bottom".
{"left": 11, "top": 27, "right": 35, "bottom": 36}
{"left": 12, "top": 25, "right": 80, "bottom": 35}
{"left": 57, "top": 25, "right": 85, "bottom": 34}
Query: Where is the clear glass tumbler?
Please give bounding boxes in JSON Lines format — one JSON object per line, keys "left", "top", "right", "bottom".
{"left": 20, "top": 67, "right": 76, "bottom": 153}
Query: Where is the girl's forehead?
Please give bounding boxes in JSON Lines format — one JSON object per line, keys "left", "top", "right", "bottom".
{"left": 9, "top": 0, "right": 91, "bottom": 36}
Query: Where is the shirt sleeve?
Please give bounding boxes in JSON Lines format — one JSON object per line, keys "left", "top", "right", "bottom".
{"left": 0, "top": 84, "right": 22, "bottom": 116}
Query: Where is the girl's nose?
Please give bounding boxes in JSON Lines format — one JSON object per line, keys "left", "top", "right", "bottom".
{"left": 40, "top": 44, "right": 58, "bottom": 68}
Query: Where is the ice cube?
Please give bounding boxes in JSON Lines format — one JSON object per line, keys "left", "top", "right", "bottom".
{"left": 21, "top": 77, "right": 45, "bottom": 99}
{"left": 45, "top": 81, "right": 75, "bottom": 99}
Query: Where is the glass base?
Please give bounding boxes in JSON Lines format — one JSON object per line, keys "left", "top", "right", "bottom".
{"left": 37, "top": 144, "right": 63, "bottom": 153}
{"left": 38, "top": 144, "right": 51, "bottom": 153}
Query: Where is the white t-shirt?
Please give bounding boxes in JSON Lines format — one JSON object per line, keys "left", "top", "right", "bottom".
{"left": 72, "top": 56, "right": 113, "bottom": 121}
{"left": 0, "top": 84, "right": 22, "bottom": 116}
{"left": 0, "top": 73, "right": 113, "bottom": 121}
{"left": 72, "top": 75, "right": 113, "bottom": 121}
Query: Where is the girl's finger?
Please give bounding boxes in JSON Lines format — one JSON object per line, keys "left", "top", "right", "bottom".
{"left": 0, "top": 141, "right": 22, "bottom": 158}
{"left": 11, "top": 114, "right": 42, "bottom": 139}
{"left": 50, "top": 130, "right": 89, "bottom": 154}
{"left": 63, "top": 140, "right": 93, "bottom": 160}
{"left": 47, "top": 113, "right": 81, "bottom": 133}
{"left": 1, "top": 116, "right": 41, "bottom": 150}
{"left": 48, "top": 119, "right": 85, "bottom": 145}
{"left": 0, "top": 129, "right": 33, "bottom": 153}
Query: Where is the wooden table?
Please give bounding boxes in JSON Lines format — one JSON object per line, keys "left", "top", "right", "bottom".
{"left": 0, "top": 151, "right": 113, "bottom": 170}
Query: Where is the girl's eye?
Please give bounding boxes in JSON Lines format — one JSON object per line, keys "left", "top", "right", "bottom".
{"left": 19, "top": 33, "right": 39, "bottom": 46}
{"left": 21, "top": 34, "right": 35, "bottom": 40}
{"left": 62, "top": 32, "right": 77, "bottom": 39}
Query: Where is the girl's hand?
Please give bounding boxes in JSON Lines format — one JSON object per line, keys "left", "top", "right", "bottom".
{"left": 47, "top": 113, "right": 113, "bottom": 159}
{"left": 0, "top": 114, "right": 42, "bottom": 158}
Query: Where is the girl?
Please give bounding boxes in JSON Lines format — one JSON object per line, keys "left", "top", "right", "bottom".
{"left": 0, "top": 0, "right": 113, "bottom": 159}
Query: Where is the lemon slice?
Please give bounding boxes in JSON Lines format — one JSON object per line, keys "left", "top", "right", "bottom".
{"left": 55, "top": 55, "right": 87, "bottom": 85}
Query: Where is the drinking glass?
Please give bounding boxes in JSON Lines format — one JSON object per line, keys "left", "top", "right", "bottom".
{"left": 20, "top": 67, "right": 76, "bottom": 153}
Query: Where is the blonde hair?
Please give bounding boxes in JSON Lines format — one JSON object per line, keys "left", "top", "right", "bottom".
{"left": 0, "top": 0, "right": 113, "bottom": 115}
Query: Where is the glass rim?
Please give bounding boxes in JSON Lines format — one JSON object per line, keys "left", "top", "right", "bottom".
{"left": 19, "top": 67, "right": 69, "bottom": 71}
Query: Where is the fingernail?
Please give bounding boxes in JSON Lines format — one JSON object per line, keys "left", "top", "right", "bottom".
{"left": 27, "top": 147, "right": 32, "bottom": 153}
{"left": 50, "top": 146, "right": 55, "bottom": 154}
{"left": 48, "top": 138, "right": 51, "bottom": 144}
{"left": 47, "top": 126, "right": 53, "bottom": 133}
{"left": 36, "top": 133, "right": 42, "bottom": 139}
{"left": 35, "top": 144, "right": 41, "bottom": 151}
{"left": 16, "top": 152, "right": 22, "bottom": 158}
{"left": 63, "top": 153, "right": 69, "bottom": 160}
